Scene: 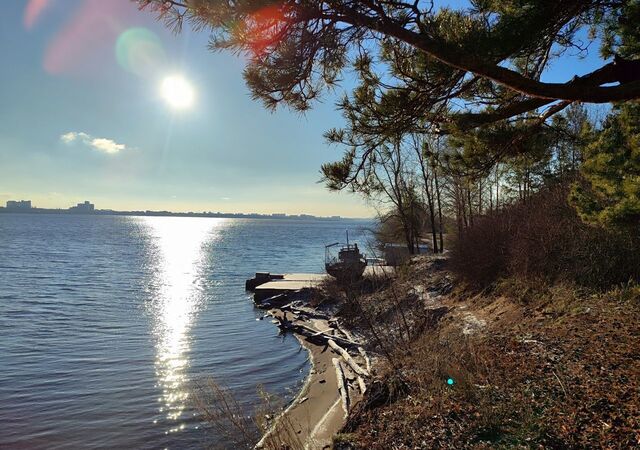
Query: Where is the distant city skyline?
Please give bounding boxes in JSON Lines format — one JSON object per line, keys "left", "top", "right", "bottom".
{"left": 2, "top": 197, "right": 350, "bottom": 219}
{"left": 2, "top": 197, "right": 361, "bottom": 218}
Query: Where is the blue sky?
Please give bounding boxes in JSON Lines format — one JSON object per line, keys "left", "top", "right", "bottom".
{"left": 0, "top": 1, "right": 607, "bottom": 217}
{"left": 0, "top": 0, "right": 366, "bottom": 216}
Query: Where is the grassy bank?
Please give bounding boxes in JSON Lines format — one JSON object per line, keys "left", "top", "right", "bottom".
{"left": 331, "top": 256, "right": 640, "bottom": 449}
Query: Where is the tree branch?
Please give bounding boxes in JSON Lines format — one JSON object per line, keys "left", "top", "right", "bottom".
{"left": 325, "top": 6, "right": 640, "bottom": 103}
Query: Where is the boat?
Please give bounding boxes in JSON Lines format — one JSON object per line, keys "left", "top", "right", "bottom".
{"left": 325, "top": 231, "right": 367, "bottom": 281}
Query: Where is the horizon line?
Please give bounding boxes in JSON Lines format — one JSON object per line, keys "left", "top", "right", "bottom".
{"left": 0, "top": 204, "right": 372, "bottom": 220}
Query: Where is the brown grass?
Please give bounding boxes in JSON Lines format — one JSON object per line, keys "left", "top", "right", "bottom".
{"left": 335, "top": 260, "right": 640, "bottom": 449}
{"left": 192, "top": 378, "right": 304, "bottom": 450}
{"left": 450, "top": 183, "right": 640, "bottom": 290}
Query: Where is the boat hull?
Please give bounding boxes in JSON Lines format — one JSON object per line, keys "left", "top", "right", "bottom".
{"left": 325, "top": 261, "right": 367, "bottom": 281}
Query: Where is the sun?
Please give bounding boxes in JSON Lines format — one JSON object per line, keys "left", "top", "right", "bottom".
{"left": 160, "top": 75, "right": 195, "bottom": 110}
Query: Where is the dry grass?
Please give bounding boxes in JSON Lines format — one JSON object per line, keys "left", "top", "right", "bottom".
{"left": 192, "top": 378, "right": 305, "bottom": 450}
{"left": 450, "top": 183, "right": 640, "bottom": 290}
{"left": 254, "top": 386, "right": 306, "bottom": 450}
{"left": 192, "top": 378, "right": 259, "bottom": 449}
{"left": 335, "top": 260, "right": 640, "bottom": 449}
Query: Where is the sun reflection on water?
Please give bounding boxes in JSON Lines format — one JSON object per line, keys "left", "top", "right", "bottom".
{"left": 142, "top": 217, "right": 225, "bottom": 432}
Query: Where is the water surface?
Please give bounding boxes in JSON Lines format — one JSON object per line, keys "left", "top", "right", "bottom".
{"left": 0, "top": 214, "right": 371, "bottom": 449}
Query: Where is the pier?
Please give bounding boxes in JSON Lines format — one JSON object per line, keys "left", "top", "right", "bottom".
{"left": 246, "top": 266, "right": 395, "bottom": 303}
{"left": 247, "top": 273, "right": 329, "bottom": 302}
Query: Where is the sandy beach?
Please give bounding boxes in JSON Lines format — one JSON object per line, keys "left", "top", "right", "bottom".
{"left": 256, "top": 305, "right": 370, "bottom": 450}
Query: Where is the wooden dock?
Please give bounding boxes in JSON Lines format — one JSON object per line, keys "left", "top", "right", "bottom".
{"left": 252, "top": 273, "right": 329, "bottom": 302}
{"left": 247, "top": 267, "right": 395, "bottom": 303}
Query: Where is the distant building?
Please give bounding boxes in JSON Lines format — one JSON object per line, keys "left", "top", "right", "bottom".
{"left": 69, "top": 201, "right": 95, "bottom": 213}
{"left": 6, "top": 200, "right": 32, "bottom": 210}
{"left": 271, "top": 213, "right": 287, "bottom": 218}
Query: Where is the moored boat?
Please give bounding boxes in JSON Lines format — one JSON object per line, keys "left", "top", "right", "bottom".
{"left": 325, "top": 232, "right": 367, "bottom": 281}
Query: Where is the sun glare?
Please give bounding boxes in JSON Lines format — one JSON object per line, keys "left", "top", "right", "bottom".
{"left": 160, "top": 75, "right": 195, "bottom": 110}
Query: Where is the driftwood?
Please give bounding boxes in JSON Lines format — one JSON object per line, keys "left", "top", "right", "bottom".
{"left": 284, "top": 320, "right": 359, "bottom": 348}
{"left": 332, "top": 320, "right": 366, "bottom": 349}
{"left": 278, "top": 302, "right": 299, "bottom": 312}
{"left": 269, "top": 310, "right": 371, "bottom": 394}
{"left": 268, "top": 305, "right": 362, "bottom": 346}
{"left": 256, "top": 294, "right": 290, "bottom": 309}
{"left": 356, "top": 375, "right": 367, "bottom": 394}
{"left": 273, "top": 315, "right": 327, "bottom": 340}
{"left": 335, "top": 321, "right": 357, "bottom": 343}
{"left": 282, "top": 305, "right": 330, "bottom": 321}
{"left": 332, "top": 358, "right": 349, "bottom": 417}
{"left": 358, "top": 346, "right": 371, "bottom": 375}
{"left": 327, "top": 339, "right": 370, "bottom": 378}
{"left": 310, "top": 327, "right": 336, "bottom": 338}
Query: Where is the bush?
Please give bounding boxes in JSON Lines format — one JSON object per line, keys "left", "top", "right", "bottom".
{"left": 451, "top": 183, "right": 640, "bottom": 289}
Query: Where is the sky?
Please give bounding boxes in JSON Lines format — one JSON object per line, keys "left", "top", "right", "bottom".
{"left": 0, "top": 0, "right": 368, "bottom": 217}
{"left": 0, "top": 1, "right": 608, "bottom": 218}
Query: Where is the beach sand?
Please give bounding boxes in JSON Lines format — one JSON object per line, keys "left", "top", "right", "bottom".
{"left": 256, "top": 308, "right": 366, "bottom": 450}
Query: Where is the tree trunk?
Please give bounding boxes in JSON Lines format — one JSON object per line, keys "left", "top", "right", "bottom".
{"left": 478, "top": 179, "right": 483, "bottom": 215}
{"left": 467, "top": 187, "right": 474, "bottom": 227}
{"left": 495, "top": 168, "right": 500, "bottom": 211}
{"left": 433, "top": 163, "right": 444, "bottom": 253}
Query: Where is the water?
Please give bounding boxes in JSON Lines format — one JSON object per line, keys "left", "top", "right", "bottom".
{"left": 0, "top": 214, "right": 372, "bottom": 449}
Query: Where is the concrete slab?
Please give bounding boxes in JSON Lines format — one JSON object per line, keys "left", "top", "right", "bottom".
{"left": 256, "top": 280, "right": 322, "bottom": 291}
{"left": 254, "top": 279, "right": 324, "bottom": 302}
{"left": 283, "top": 273, "right": 331, "bottom": 282}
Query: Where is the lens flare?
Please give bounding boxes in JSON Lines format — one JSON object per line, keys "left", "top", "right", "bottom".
{"left": 43, "top": 0, "right": 130, "bottom": 75}
{"left": 116, "top": 28, "right": 166, "bottom": 78}
{"left": 24, "top": 0, "right": 53, "bottom": 30}
{"left": 244, "top": 5, "right": 288, "bottom": 57}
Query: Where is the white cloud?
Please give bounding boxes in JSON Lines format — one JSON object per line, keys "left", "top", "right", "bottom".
{"left": 60, "top": 131, "right": 127, "bottom": 154}
{"left": 60, "top": 131, "right": 89, "bottom": 144}
{"left": 90, "top": 138, "right": 125, "bottom": 154}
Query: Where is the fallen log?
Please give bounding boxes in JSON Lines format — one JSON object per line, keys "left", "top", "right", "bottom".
{"left": 283, "top": 306, "right": 330, "bottom": 320}
{"left": 358, "top": 347, "right": 371, "bottom": 375}
{"left": 328, "top": 339, "right": 370, "bottom": 378}
{"left": 292, "top": 322, "right": 359, "bottom": 348}
{"left": 332, "top": 358, "right": 349, "bottom": 417}
{"left": 269, "top": 314, "right": 362, "bottom": 350}
{"left": 336, "top": 321, "right": 358, "bottom": 343}
{"left": 309, "top": 327, "right": 336, "bottom": 338}
{"left": 356, "top": 375, "right": 367, "bottom": 394}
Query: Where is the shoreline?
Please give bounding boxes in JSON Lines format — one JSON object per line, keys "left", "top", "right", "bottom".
{"left": 255, "top": 303, "right": 369, "bottom": 449}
